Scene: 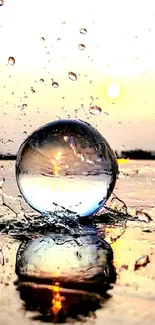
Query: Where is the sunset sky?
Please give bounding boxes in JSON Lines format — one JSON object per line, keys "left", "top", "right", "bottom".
{"left": 1, "top": 0, "right": 155, "bottom": 154}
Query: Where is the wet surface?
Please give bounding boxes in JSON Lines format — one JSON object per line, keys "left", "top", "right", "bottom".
{"left": 1, "top": 160, "right": 155, "bottom": 324}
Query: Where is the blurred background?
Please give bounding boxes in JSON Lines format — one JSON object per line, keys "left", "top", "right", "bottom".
{"left": 0, "top": 0, "right": 155, "bottom": 156}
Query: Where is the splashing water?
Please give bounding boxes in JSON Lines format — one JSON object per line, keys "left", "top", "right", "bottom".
{"left": 15, "top": 119, "right": 118, "bottom": 218}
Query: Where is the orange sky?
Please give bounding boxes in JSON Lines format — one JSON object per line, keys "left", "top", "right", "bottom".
{"left": 1, "top": 0, "right": 155, "bottom": 154}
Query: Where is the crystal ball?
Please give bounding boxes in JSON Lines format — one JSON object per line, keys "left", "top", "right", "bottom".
{"left": 16, "top": 119, "right": 118, "bottom": 217}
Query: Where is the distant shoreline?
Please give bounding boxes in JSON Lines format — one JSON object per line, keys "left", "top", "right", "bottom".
{"left": 0, "top": 155, "right": 17, "bottom": 160}
{"left": 1, "top": 149, "right": 155, "bottom": 160}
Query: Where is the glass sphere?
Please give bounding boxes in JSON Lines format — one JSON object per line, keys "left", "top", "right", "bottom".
{"left": 16, "top": 119, "right": 118, "bottom": 217}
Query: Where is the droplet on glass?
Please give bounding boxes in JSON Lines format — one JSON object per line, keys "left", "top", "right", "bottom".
{"left": 0, "top": 0, "right": 4, "bottom": 6}
{"left": 40, "top": 36, "right": 45, "bottom": 41}
{"left": 68, "top": 71, "right": 77, "bottom": 81}
{"left": 52, "top": 81, "right": 59, "bottom": 88}
{"left": 8, "top": 57, "right": 15, "bottom": 66}
{"left": 16, "top": 119, "right": 118, "bottom": 217}
{"left": 89, "top": 106, "right": 102, "bottom": 116}
{"left": 79, "top": 28, "right": 87, "bottom": 34}
{"left": 78, "top": 44, "right": 85, "bottom": 50}
{"left": 40, "top": 78, "right": 44, "bottom": 83}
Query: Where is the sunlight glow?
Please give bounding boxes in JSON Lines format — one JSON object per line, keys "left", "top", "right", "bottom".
{"left": 106, "top": 83, "right": 121, "bottom": 99}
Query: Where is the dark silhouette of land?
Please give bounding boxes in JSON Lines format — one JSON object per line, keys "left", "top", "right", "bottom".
{"left": 1, "top": 149, "right": 155, "bottom": 160}
{"left": 119, "top": 149, "right": 155, "bottom": 160}
{"left": 0, "top": 154, "right": 17, "bottom": 160}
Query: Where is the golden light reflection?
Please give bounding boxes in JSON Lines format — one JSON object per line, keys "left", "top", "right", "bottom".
{"left": 51, "top": 159, "right": 59, "bottom": 176}
{"left": 111, "top": 235, "right": 130, "bottom": 269}
{"left": 51, "top": 282, "right": 63, "bottom": 315}
{"left": 51, "top": 152, "right": 62, "bottom": 176}
{"left": 117, "top": 158, "right": 128, "bottom": 164}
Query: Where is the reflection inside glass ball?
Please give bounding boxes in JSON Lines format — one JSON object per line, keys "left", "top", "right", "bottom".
{"left": 16, "top": 119, "right": 118, "bottom": 217}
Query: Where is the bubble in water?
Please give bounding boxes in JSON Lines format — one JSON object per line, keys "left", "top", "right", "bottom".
{"left": 79, "top": 28, "right": 87, "bottom": 34}
{"left": 16, "top": 119, "right": 118, "bottom": 217}
{"left": 89, "top": 106, "right": 102, "bottom": 115}
{"left": 52, "top": 81, "right": 59, "bottom": 88}
{"left": 78, "top": 44, "right": 85, "bottom": 50}
{"left": 8, "top": 56, "right": 15, "bottom": 65}
{"left": 68, "top": 72, "right": 77, "bottom": 81}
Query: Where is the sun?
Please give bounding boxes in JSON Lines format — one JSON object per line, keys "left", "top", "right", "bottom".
{"left": 106, "top": 83, "right": 121, "bottom": 99}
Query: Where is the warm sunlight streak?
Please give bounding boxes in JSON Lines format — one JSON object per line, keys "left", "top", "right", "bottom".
{"left": 51, "top": 282, "right": 63, "bottom": 315}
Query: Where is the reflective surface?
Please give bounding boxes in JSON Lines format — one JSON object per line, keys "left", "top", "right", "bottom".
{"left": 15, "top": 233, "right": 115, "bottom": 286}
{"left": 15, "top": 233, "right": 116, "bottom": 321}
{"left": 16, "top": 119, "right": 118, "bottom": 217}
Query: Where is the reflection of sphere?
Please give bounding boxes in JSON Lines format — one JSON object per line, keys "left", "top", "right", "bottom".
{"left": 15, "top": 234, "right": 115, "bottom": 288}
{"left": 17, "top": 282, "right": 103, "bottom": 321}
{"left": 16, "top": 119, "right": 118, "bottom": 216}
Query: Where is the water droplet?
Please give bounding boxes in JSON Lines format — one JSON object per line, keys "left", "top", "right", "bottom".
{"left": 0, "top": 0, "right": 4, "bottom": 6}
{"left": 40, "top": 78, "right": 44, "bottom": 83}
{"left": 16, "top": 119, "right": 118, "bottom": 217}
{"left": 31, "top": 87, "right": 35, "bottom": 93}
{"left": 89, "top": 106, "right": 102, "bottom": 115}
{"left": 21, "top": 104, "right": 27, "bottom": 110}
{"left": 79, "top": 28, "right": 87, "bottom": 34}
{"left": 8, "top": 57, "right": 15, "bottom": 66}
{"left": 40, "top": 36, "right": 45, "bottom": 41}
{"left": 78, "top": 44, "right": 85, "bottom": 50}
{"left": 68, "top": 72, "right": 77, "bottom": 81}
{"left": 52, "top": 81, "right": 59, "bottom": 88}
